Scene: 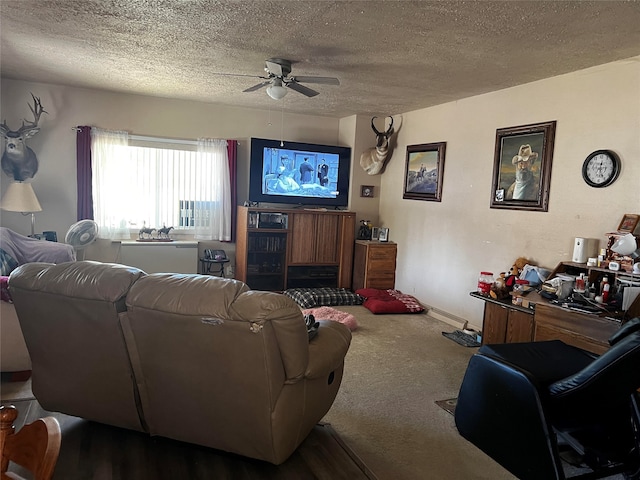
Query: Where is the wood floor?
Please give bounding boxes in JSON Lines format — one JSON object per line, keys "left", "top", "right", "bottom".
{"left": 4, "top": 399, "right": 377, "bottom": 480}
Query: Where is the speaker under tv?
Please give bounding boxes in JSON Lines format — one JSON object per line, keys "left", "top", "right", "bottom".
{"left": 248, "top": 137, "right": 351, "bottom": 208}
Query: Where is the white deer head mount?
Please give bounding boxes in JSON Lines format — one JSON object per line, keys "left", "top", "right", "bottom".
{"left": 1, "top": 93, "right": 47, "bottom": 181}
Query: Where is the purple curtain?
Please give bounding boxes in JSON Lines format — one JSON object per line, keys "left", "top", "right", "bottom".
{"left": 76, "top": 126, "right": 93, "bottom": 220}
{"left": 227, "top": 140, "right": 238, "bottom": 242}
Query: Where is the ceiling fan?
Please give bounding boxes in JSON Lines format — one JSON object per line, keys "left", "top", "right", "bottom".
{"left": 233, "top": 58, "right": 340, "bottom": 100}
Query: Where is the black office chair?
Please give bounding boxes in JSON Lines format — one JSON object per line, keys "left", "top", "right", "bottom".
{"left": 455, "top": 317, "right": 640, "bottom": 480}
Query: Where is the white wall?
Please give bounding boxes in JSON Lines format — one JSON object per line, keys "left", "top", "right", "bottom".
{"left": 379, "top": 57, "right": 640, "bottom": 328}
{"left": 0, "top": 80, "right": 341, "bottom": 239}
{"left": 2, "top": 58, "right": 638, "bottom": 328}
{"left": 339, "top": 114, "right": 383, "bottom": 227}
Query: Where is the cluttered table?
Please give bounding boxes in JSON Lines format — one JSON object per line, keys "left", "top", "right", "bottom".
{"left": 470, "top": 290, "right": 621, "bottom": 355}
{"left": 470, "top": 259, "right": 640, "bottom": 355}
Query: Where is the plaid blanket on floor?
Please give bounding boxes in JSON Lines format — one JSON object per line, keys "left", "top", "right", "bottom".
{"left": 283, "top": 287, "right": 363, "bottom": 309}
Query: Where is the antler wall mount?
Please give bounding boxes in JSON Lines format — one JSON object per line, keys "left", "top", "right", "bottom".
{"left": 359, "top": 116, "right": 398, "bottom": 175}
{"left": 1, "top": 93, "right": 48, "bottom": 181}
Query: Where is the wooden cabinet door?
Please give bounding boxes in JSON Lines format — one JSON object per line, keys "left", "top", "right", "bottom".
{"left": 352, "top": 242, "right": 367, "bottom": 291}
{"left": 315, "top": 214, "right": 340, "bottom": 263}
{"left": 337, "top": 214, "right": 356, "bottom": 288}
{"left": 289, "top": 213, "right": 340, "bottom": 264}
{"left": 482, "top": 302, "right": 508, "bottom": 344}
{"left": 505, "top": 309, "right": 534, "bottom": 343}
{"left": 289, "top": 214, "right": 317, "bottom": 264}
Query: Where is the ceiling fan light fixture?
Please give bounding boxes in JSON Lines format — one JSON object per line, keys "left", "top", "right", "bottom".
{"left": 266, "top": 79, "right": 288, "bottom": 100}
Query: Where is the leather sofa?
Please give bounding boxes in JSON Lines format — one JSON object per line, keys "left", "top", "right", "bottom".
{"left": 9, "top": 261, "right": 352, "bottom": 465}
{"left": 0, "top": 227, "right": 76, "bottom": 373}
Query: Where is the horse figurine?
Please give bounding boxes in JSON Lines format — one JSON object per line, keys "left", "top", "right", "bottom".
{"left": 138, "top": 226, "right": 155, "bottom": 239}
{"left": 157, "top": 226, "right": 173, "bottom": 239}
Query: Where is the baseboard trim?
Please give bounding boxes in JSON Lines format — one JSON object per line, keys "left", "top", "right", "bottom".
{"left": 425, "top": 307, "right": 468, "bottom": 330}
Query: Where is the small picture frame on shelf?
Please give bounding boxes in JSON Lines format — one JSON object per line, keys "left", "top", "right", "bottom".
{"left": 617, "top": 214, "right": 640, "bottom": 234}
{"left": 371, "top": 227, "right": 380, "bottom": 241}
{"left": 379, "top": 227, "right": 389, "bottom": 242}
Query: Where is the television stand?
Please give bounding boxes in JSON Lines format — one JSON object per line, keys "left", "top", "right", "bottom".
{"left": 236, "top": 206, "right": 356, "bottom": 291}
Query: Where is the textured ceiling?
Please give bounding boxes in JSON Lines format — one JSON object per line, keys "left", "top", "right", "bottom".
{"left": 2, "top": 0, "right": 640, "bottom": 118}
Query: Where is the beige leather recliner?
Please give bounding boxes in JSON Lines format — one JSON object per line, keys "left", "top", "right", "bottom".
{"left": 8, "top": 261, "right": 147, "bottom": 433}
{"left": 9, "top": 261, "right": 352, "bottom": 465}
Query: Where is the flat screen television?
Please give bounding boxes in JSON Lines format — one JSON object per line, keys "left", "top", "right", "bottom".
{"left": 249, "top": 137, "right": 351, "bottom": 208}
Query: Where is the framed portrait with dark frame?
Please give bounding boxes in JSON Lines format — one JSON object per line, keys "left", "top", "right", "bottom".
{"left": 360, "top": 185, "right": 374, "bottom": 197}
{"left": 618, "top": 214, "right": 640, "bottom": 234}
{"left": 378, "top": 227, "right": 389, "bottom": 242}
{"left": 490, "top": 121, "right": 556, "bottom": 212}
{"left": 403, "top": 142, "right": 447, "bottom": 202}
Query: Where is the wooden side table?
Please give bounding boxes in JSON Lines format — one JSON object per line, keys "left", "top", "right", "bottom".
{"left": 352, "top": 240, "right": 397, "bottom": 291}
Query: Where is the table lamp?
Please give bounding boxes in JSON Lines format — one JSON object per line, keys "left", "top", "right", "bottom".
{"left": 0, "top": 182, "right": 43, "bottom": 236}
{"left": 611, "top": 233, "right": 640, "bottom": 274}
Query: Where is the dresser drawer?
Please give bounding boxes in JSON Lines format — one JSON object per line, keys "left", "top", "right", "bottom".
{"left": 352, "top": 241, "right": 397, "bottom": 291}
{"left": 368, "top": 257, "right": 397, "bottom": 271}
{"left": 365, "top": 274, "right": 396, "bottom": 289}
{"left": 368, "top": 246, "right": 397, "bottom": 260}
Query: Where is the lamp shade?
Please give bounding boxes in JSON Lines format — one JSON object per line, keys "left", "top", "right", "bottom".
{"left": 266, "top": 79, "right": 288, "bottom": 100}
{"left": 611, "top": 233, "right": 639, "bottom": 259}
{"left": 0, "top": 182, "right": 42, "bottom": 213}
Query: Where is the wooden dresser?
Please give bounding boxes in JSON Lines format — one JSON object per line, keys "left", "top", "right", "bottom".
{"left": 352, "top": 240, "right": 397, "bottom": 291}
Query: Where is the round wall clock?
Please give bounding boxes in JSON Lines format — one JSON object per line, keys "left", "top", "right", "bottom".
{"left": 582, "top": 150, "right": 621, "bottom": 188}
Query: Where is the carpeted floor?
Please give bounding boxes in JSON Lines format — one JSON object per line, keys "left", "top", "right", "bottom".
{"left": 435, "top": 397, "right": 458, "bottom": 416}
{"left": 322, "top": 306, "right": 625, "bottom": 480}
{"left": 322, "top": 306, "right": 513, "bottom": 480}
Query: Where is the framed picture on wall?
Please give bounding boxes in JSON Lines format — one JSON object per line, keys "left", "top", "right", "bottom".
{"left": 360, "top": 185, "right": 374, "bottom": 197}
{"left": 490, "top": 120, "right": 557, "bottom": 212}
{"left": 403, "top": 142, "right": 447, "bottom": 202}
{"left": 618, "top": 214, "right": 640, "bottom": 234}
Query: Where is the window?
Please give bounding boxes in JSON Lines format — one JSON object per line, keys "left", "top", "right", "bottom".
{"left": 91, "top": 129, "right": 231, "bottom": 241}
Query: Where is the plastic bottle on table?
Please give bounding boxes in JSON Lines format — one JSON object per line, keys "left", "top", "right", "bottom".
{"left": 512, "top": 279, "right": 530, "bottom": 305}
{"left": 602, "top": 282, "right": 610, "bottom": 303}
{"left": 477, "top": 272, "right": 494, "bottom": 296}
{"left": 600, "top": 276, "right": 609, "bottom": 296}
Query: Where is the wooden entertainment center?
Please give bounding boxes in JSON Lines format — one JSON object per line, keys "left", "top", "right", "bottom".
{"left": 236, "top": 206, "right": 356, "bottom": 291}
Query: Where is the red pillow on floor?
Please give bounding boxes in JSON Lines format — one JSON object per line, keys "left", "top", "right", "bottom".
{"left": 363, "top": 297, "right": 412, "bottom": 314}
{"left": 357, "top": 288, "right": 425, "bottom": 314}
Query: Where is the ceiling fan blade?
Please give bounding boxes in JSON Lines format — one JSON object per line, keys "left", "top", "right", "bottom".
{"left": 291, "top": 76, "right": 340, "bottom": 86}
{"left": 243, "top": 81, "right": 271, "bottom": 93}
{"left": 210, "top": 72, "right": 266, "bottom": 79}
{"left": 265, "top": 60, "right": 285, "bottom": 77}
{"left": 286, "top": 81, "right": 320, "bottom": 98}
